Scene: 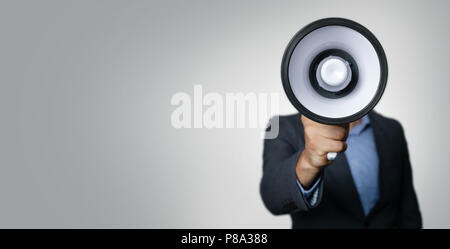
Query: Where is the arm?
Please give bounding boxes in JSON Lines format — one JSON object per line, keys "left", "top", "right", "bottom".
{"left": 260, "top": 115, "right": 347, "bottom": 215}
{"left": 260, "top": 127, "right": 322, "bottom": 214}
{"left": 296, "top": 176, "right": 322, "bottom": 207}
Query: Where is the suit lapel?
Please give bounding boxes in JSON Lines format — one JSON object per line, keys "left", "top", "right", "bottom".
{"left": 324, "top": 111, "right": 392, "bottom": 220}
{"left": 368, "top": 111, "right": 390, "bottom": 208}
{"left": 324, "top": 151, "right": 365, "bottom": 220}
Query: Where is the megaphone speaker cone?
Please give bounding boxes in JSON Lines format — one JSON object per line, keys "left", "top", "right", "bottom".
{"left": 281, "top": 18, "right": 388, "bottom": 125}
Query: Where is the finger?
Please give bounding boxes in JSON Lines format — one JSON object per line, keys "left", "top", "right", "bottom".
{"left": 305, "top": 150, "right": 332, "bottom": 167}
{"left": 337, "top": 123, "right": 350, "bottom": 140}
{"left": 300, "top": 115, "right": 313, "bottom": 125}
{"left": 312, "top": 125, "right": 349, "bottom": 141}
{"left": 310, "top": 136, "right": 347, "bottom": 155}
{"left": 301, "top": 115, "right": 349, "bottom": 141}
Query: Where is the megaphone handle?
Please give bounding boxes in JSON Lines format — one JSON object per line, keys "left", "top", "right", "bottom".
{"left": 327, "top": 152, "right": 338, "bottom": 161}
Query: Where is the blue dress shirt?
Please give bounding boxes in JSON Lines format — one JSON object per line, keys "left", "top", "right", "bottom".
{"left": 296, "top": 115, "right": 380, "bottom": 216}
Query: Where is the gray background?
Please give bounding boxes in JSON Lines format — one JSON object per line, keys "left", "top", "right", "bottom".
{"left": 0, "top": 0, "right": 449, "bottom": 228}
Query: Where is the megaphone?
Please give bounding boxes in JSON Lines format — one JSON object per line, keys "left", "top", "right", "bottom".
{"left": 281, "top": 18, "right": 388, "bottom": 160}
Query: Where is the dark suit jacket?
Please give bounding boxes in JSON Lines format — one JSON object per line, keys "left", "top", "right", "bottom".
{"left": 260, "top": 111, "right": 422, "bottom": 228}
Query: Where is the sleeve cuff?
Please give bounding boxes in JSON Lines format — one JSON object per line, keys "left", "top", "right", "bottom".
{"left": 296, "top": 176, "right": 322, "bottom": 199}
{"left": 286, "top": 151, "right": 324, "bottom": 212}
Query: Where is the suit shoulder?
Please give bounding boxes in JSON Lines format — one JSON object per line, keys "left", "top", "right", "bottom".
{"left": 370, "top": 111, "right": 404, "bottom": 134}
{"left": 268, "top": 113, "right": 303, "bottom": 138}
{"left": 278, "top": 113, "right": 301, "bottom": 125}
{"left": 273, "top": 113, "right": 302, "bottom": 129}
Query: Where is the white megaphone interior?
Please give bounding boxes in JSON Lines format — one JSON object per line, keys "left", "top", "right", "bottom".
{"left": 289, "top": 25, "right": 380, "bottom": 119}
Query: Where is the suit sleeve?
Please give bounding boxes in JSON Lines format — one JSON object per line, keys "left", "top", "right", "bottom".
{"left": 397, "top": 124, "right": 422, "bottom": 228}
{"left": 260, "top": 116, "right": 323, "bottom": 215}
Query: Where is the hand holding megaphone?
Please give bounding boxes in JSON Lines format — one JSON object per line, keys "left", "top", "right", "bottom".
{"left": 295, "top": 115, "right": 349, "bottom": 188}
{"left": 285, "top": 18, "right": 388, "bottom": 188}
{"left": 301, "top": 114, "right": 349, "bottom": 163}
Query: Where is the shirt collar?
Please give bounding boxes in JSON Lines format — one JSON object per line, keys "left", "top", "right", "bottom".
{"left": 349, "top": 115, "right": 371, "bottom": 136}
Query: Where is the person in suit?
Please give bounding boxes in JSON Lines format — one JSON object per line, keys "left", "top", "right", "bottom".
{"left": 260, "top": 111, "right": 422, "bottom": 228}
